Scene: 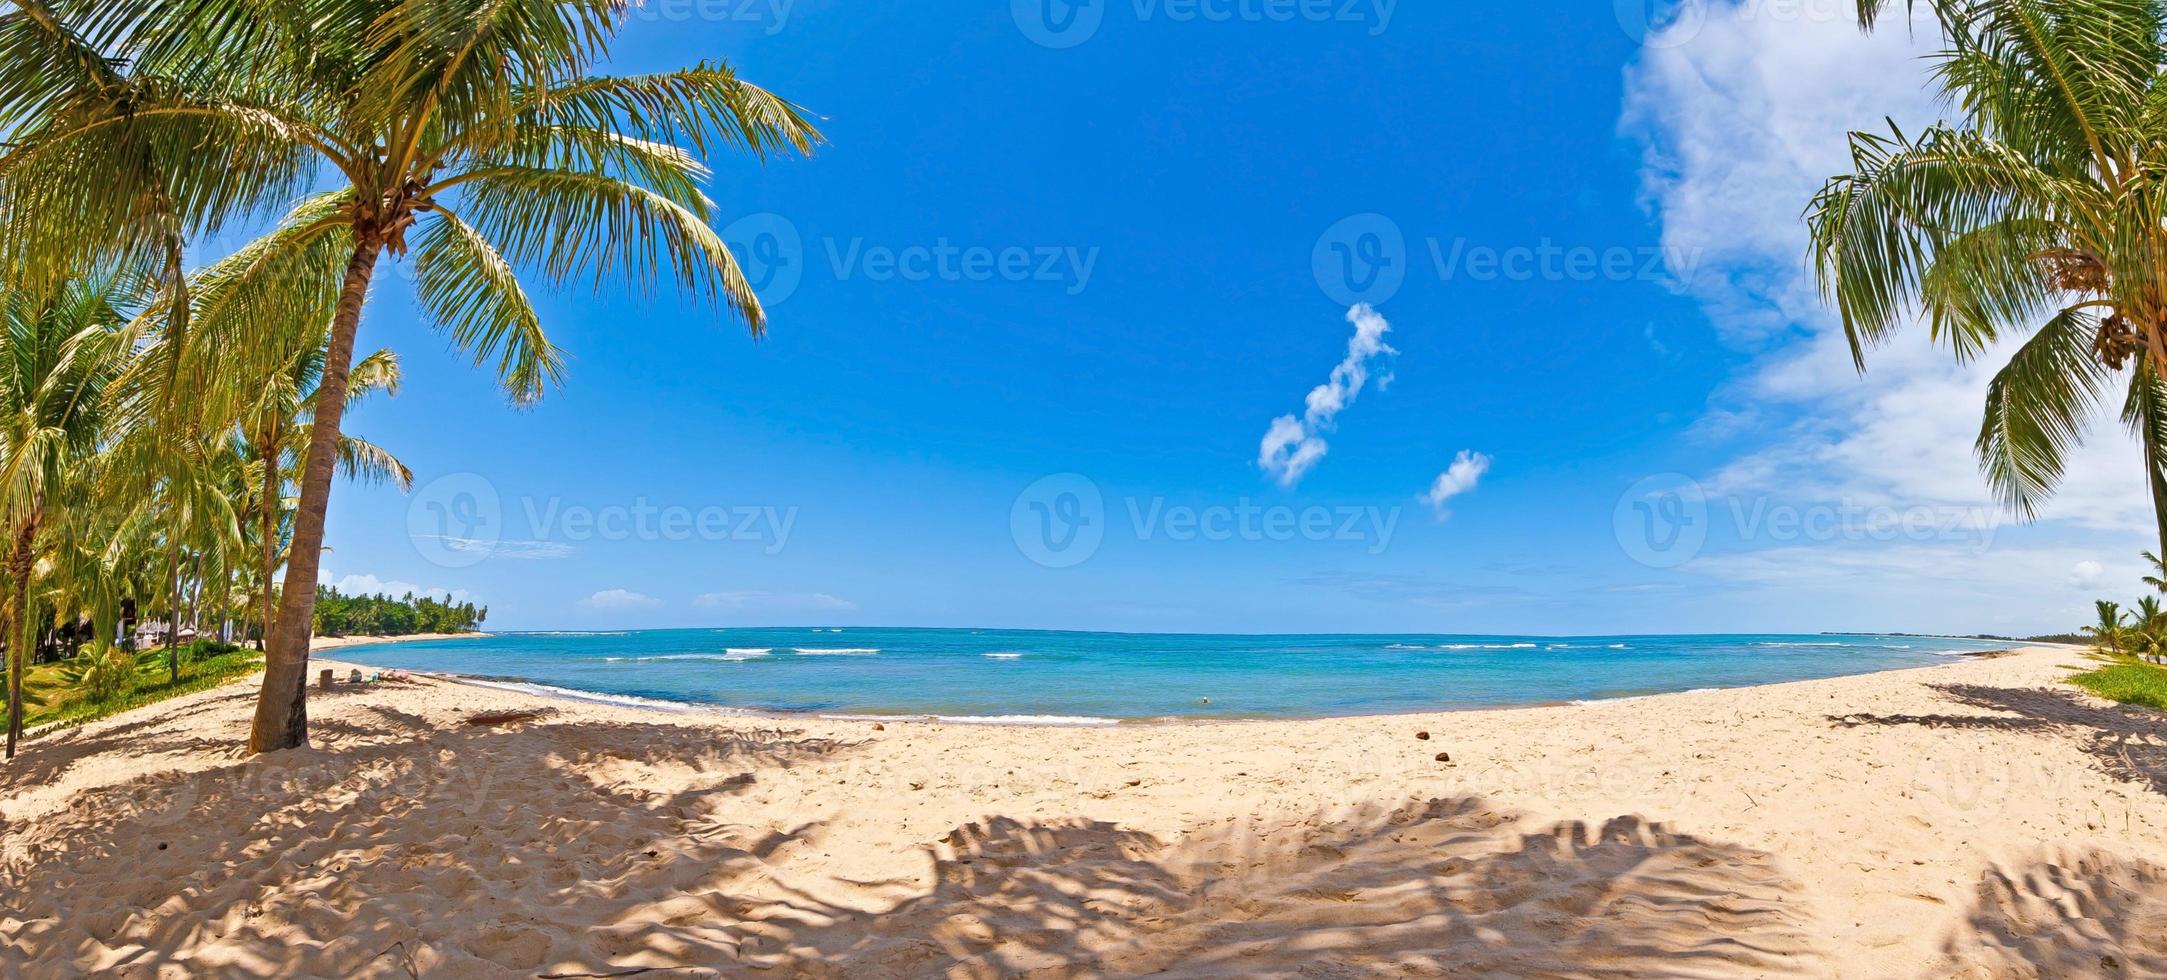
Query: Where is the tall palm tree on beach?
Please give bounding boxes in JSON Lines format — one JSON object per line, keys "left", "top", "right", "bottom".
{"left": 0, "top": 277, "right": 127, "bottom": 758}
{"left": 1809, "top": 1, "right": 2167, "bottom": 553}
{"left": 0, "top": 0, "right": 821, "bottom": 752}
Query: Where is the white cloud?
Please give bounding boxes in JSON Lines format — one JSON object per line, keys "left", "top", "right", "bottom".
{"left": 578, "top": 589, "right": 662, "bottom": 611}
{"left": 324, "top": 572, "right": 477, "bottom": 605}
{"left": 1420, "top": 450, "right": 1491, "bottom": 518}
{"left": 428, "top": 536, "right": 574, "bottom": 560}
{"left": 692, "top": 590, "right": 856, "bottom": 612}
{"left": 1618, "top": 3, "right": 2154, "bottom": 631}
{"left": 2072, "top": 561, "right": 2106, "bottom": 588}
{"left": 1259, "top": 303, "right": 1397, "bottom": 487}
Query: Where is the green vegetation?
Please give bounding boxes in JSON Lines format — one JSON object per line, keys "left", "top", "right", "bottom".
{"left": 2059, "top": 552, "right": 2167, "bottom": 708}
{"left": 312, "top": 585, "right": 486, "bottom": 637}
{"left": 0, "top": 1, "right": 819, "bottom": 755}
{"left": 2069, "top": 661, "right": 2167, "bottom": 711}
{"left": 1812, "top": 4, "right": 2167, "bottom": 562}
{"left": 4, "top": 642, "right": 262, "bottom": 737}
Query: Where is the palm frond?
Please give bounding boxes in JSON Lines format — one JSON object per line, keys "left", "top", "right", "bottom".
{"left": 1977, "top": 306, "right": 2109, "bottom": 518}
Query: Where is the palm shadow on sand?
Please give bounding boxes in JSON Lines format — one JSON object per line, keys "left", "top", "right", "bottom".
{"left": 1828, "top": 682, "right": 2167, "bottom": 795}
{"left": 1942, "top": 850, "right": 2167, "bottom": 977}
{"left": 4, "top": 703, "right": 1822, "bottom": 979}
{"left": 733, "top": 798, "right": 1819, "bottom": 979}
{"left": 0, "top": 703, "right": 863, "bottom": 977}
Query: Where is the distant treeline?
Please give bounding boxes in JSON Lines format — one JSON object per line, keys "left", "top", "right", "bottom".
{"left": 312, "top": 586, "right": 487, "bottom": 637}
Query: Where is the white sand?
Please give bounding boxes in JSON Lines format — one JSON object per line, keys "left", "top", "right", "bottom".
{"left": 2, "top": 645, "right": 2162, "bottom": 977}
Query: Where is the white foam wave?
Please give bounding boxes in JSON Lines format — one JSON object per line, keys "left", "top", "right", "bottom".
{"left": 815, "top": 712, "right": 1117, "bottom": 726}
{"left": 793, "top": 647, "right": 880, "bottom": 656}
{"left": 935, "top": 714, "right": 1117, "bottom": 726}
{"left": 457, "top": 678, "right": 713, "bottom": 713}
{"left": 1436, "top": 642, "right": 1537, "bottom": 651}
{"left": 983, "top": 652, "right": 1025, "bottom": 660}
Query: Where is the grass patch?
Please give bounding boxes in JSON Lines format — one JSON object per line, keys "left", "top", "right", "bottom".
{"left": 2068, "top": 660, "right": 2167, "bottom": 710}
{"left": 5, "top": 646, "right": 264, "bottom": 737}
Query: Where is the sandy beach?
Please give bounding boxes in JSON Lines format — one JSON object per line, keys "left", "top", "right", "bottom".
{"left": 2, "top": 645, "right": 2160, "bottom": 977}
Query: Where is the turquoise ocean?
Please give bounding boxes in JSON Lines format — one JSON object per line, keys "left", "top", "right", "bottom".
{"left": 326, "top": 628, "right": 2017, "bottom": 724}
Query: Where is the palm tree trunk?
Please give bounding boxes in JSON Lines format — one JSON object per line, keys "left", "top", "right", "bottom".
{"left": 2141, "top": 367, "right": 2167, "bottom": 562}
{"left": 256, "top": 432, "right": 280, "bottom": 653}
{"left": 5, "top": 510, "right": 38, "bottom": 760}
{"left": 249, "top": 240, "right": 382, "bottom": 754}
{"left": 165, "top": 540, "right": 181, "bottom": 684}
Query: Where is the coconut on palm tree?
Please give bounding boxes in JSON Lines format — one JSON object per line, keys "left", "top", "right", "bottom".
{"left": 0, "top": 0, "right": 821, "bottom": 752}
{"left": 1809, "top": 1, "right": 2167, "bottom": 553}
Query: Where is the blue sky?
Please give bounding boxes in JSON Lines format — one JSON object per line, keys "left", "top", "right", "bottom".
{"left": 311, "top": 2, "right": 2154, "bottom": 635}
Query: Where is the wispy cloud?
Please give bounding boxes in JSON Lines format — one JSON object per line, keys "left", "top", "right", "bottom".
{"left": 692, "top": 590, "right": 856, "bottom": 612}
{"left": 1420, "top": 450, "right": 1490, "bottom": 518}
{"left": 426, "top": 535, "right": 575, "bottom": 560}
{"left": 1259, "top": 303, "right": 1397, "bottom": 488}
{"left": 578, "top": 589, "right": 662, "bottom": 611}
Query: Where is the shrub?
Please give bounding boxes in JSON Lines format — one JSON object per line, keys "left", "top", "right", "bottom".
{"left": 182, "top": 637, "right": 241, "bottom": 664}
{"left": 78, "top": 642, "right": 134, "bottom": 703}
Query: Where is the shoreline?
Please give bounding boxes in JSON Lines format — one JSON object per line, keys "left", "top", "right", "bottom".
{"left": 346, "top": 642, "right": 2070, "bottom": 729}
{"left": 308, "top": 631, "right": 489, "bottom": 652}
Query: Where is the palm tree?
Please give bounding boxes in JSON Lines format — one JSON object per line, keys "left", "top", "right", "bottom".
{"left": 0, "top": 0, "right": 821, "bottom": 752}
{"left": 232, "top": 343, "right": 410, "bottom": 667}
{"left": 0, "top": 277, "right": 127, "bottom": 758}
{"left": 2134, "top": 596, "right": 2167, "bottom": 663}
{"left": 2086, "top": 599, "right": 2130, "bottom": 657}
{"left": 1808, "top": 1, "right": 2167, "bottom": 555}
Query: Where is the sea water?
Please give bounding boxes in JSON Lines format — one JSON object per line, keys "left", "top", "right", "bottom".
{"left": 328, "top": 628, "right": 2016, "bottom": 723}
